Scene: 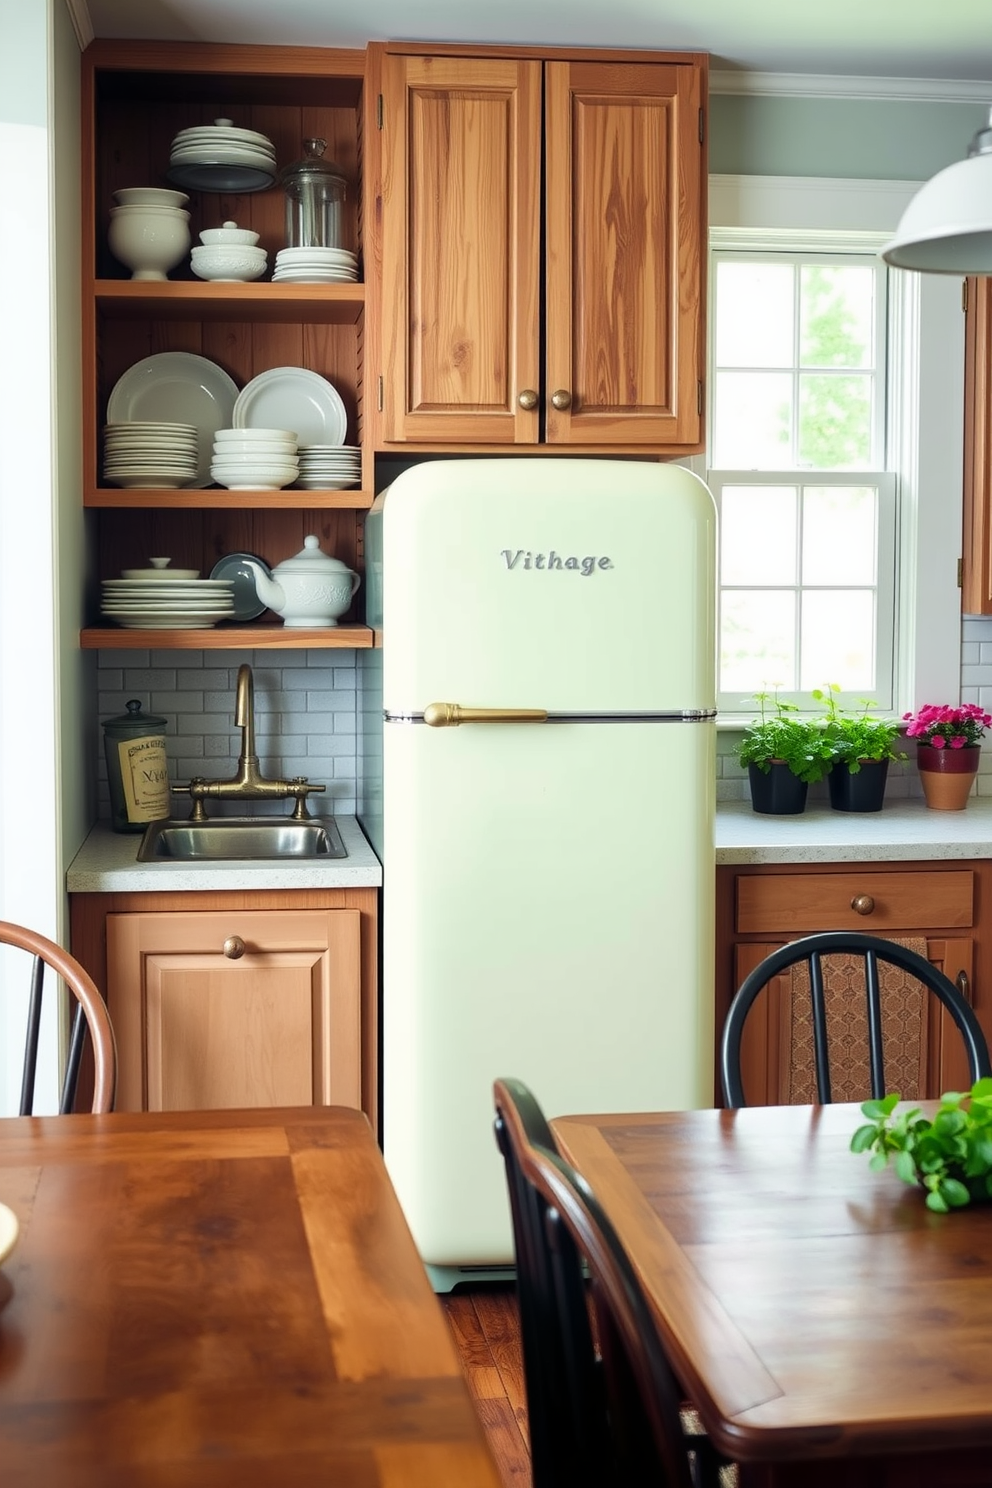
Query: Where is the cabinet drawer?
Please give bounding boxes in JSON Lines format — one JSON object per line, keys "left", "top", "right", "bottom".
{"left": 736, "top": 870, "right": 975, "bottom": 935}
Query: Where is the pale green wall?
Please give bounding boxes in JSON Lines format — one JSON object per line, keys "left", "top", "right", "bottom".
{"left": 710, "top": 94, "right": 988, "bottom": 180}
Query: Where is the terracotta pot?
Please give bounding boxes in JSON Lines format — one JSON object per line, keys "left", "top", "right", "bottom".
{"left": 916, "top": 743, "right": 980, "bottom": 810}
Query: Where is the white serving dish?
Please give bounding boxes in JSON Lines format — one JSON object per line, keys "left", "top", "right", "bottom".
{"left": 113, "top": 187, "right": 189, "bottom": 209}
{"left": 190, "top": 244, "right": 268, "bottom": 282}
{"left": 199, "top": 219, "right": 260, "bottom": 246}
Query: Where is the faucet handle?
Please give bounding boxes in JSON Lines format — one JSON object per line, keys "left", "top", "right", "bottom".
{"left": 172, "top": 778, "right": 209, "bottom": 821}
{"left": 288, "top": 778, "right": 326, "bottom": 820}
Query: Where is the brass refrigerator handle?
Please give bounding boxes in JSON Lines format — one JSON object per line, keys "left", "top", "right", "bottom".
{"left": 423, "top": 702, "right": 550, "bottom": 727}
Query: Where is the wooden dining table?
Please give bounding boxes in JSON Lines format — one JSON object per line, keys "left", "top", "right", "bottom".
{"left": 0, "top": 1105, "right": 502, "bottom": 1488}
{"left": 551, "top": 1101, "right": 992, "bottom": 1488}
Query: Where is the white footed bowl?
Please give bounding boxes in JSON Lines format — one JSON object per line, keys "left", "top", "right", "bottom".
{"left": 108, "top": 206, "right": 191, "bottom": 281}
{"left": 214, "top": 426, "right": 295, "bottom": 441}
{"left": 190, "top": 244, "right": 267, "bottom": 283}
{"left": 212, "top": 440, "right": 297, "bottom": 457}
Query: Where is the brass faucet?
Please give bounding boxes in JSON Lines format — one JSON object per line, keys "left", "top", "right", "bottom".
{"left": 173, "top": 664, "right": 326, "bottom": 821}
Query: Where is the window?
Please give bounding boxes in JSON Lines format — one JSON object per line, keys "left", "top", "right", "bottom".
{"left": 711, "top": 250, "right": 896, "bottom": 711}
{"left": 710, "top": 250, "right": 896, "bottom": 710}
{"left": 703, "top": 176, "right": 964, "bottom": 722}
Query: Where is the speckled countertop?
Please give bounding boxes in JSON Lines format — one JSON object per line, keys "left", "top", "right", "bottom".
{"left": 716, "top": 798, "right": 992, "bottom": 864}
{"left": 66, "top": 816, "right": 382, "bottom": 893}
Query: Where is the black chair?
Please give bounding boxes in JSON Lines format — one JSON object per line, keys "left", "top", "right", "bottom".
{"left": 720, "top": 930, "right": 992, "bottom": 1108}
{"left": 493, "top": 1077, "right": 728, "bottom": 1488}
{"left": 1, "top": 919, "right": 117, "bottom": 1114}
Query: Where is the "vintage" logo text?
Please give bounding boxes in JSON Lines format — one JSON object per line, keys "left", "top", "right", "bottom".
{"left": 501, "top": 549, "right": 614, "bottom": 576}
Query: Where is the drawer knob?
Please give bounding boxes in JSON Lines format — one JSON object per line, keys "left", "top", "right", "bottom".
{"left": 223, "top": 935, "right": 246, "bottom": 960}
{"left": 517, "top": 389, "right": 538, "bottom": 410}
{"left": 551, "top": 388, "right": 572, "bottom": 411}
{"left": 851, "top": 895, "right": 875, "bottom": 916}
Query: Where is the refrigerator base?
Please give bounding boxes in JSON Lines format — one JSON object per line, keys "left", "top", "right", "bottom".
{"left": 427, "top": 1262, "right": 516, "bottom": 1294}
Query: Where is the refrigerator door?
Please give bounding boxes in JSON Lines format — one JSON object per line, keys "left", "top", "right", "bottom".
{"left": 379, "top": 458, "right": 717, "bottom": 1269}
{"left": 380, "top": 458, "right": 715, "bottom": 714}
{"left": 383, "top": 714, "right": 715, "bottom": 1267}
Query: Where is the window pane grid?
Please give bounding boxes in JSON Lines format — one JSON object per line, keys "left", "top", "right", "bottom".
{"left": 710, "top": 245, "right": 892, "bottom": 712}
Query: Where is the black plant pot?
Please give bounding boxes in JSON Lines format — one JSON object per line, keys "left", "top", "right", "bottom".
{"left": 827, "top": 759, "right": 889, "bottom": 813}
{"left": 747, "top": 761, "right": 808, "bottom": 815}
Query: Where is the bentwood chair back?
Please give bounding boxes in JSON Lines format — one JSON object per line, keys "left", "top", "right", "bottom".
{"left": 0, "top": 920, "right": 117, "bottom": 1114}
{"left": 493, "top": 1077, "right": 721, "bottom": 1488}
{"left": 721, "top": 930, "right": 992, "bottom": 1108}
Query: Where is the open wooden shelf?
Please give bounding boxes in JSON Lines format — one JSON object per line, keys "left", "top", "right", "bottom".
{"left": 80, "top": 624, "right": 374, "bottom": 650}
{"left": 85, "top": 486, "right": 373, "bottom": 509}
{"left": 94, "top": 280, "right": 364, "bottom": 325}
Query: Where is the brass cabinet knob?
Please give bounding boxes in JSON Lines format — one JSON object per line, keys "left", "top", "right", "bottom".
{"left": 517, "top": 389, "right": 538, "bottom": 410}
{"left": 223, "top": 935, "right": 246, "bottom": 960}
{"left": 551, "top": 389, "right": 572, "bottom": 410}
{"left": 851, "top": 895, "right": 875, "bottom": 916}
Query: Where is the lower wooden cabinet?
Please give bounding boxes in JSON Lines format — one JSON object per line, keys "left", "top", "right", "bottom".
{"left": 70, "top": 887, "right": 378, "bottom": 1124}
{"left": 716, "top": 861, "right": 992, "bottom": 1107}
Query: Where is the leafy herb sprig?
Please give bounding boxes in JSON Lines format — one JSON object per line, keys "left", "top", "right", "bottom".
{"left": 734, "top": 689, "right": 834, "bottom": 784}
{"left": 851, "top": 1078, "right": 992, "bottom": 1213}
{"left": 812, "top": 683, "right": 906, "bottom": 774}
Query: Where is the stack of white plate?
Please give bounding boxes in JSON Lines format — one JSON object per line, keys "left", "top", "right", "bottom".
{"left": 100, "top": 568, "right": 236, "bottom": 630}
{"left": 295, "top": 444, "right": 361, "bottom": 490}
{"left": 273, "top": 247, "right": 359, "bottom": 283}
{"left": 168, "top": 118, "right": 277, "bottom": 193}
{"left": 103, "top": 421, "right": 199, "bottom": 489}
{"left": 211, "top": 427, "right": 299, "bottom": 491}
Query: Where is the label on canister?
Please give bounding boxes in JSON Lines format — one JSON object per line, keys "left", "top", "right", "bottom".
{"left": 117, "top": 734, "right": 170, "bottom": 822}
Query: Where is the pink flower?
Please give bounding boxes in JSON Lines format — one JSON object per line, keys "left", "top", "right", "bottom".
{"left": 950, "top": 736, "right": 968, "bottom": 748}
{"left": 931, "top": 735, "right": 946, "bottom": 747}
{"left": 904, "top": 702, "right": 990, "bottom": 748}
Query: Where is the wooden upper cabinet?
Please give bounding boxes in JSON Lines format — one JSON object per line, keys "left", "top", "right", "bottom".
{"left": 963, "top": 274, "right": 992, "bottom": 614}
{"left": 544, "top": 60, "right": 704, "bottom": 447}
{"left": 374, "top": 46, "right": 707, "bottom": 451}
{"left": 378, "top": 54, "right": 542, "bottom": 444}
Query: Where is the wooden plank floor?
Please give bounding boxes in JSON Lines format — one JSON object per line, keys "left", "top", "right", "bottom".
{"left": 440, "top": 1284, "right": 532, "bottom": 1488}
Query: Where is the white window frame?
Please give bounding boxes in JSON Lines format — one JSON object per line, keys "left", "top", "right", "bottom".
{"left": 695, "top": 175, "right": 964, "bottom": 722}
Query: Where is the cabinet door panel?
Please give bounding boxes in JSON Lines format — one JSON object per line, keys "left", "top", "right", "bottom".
{"left": 544, "top": 60, "right": 704, "bottom": 446}
{"left": 107, "top": 908, "right": 361, "bottom": 1113}
{"left": 379, "top": 55, "right": 542, "bottom": 443}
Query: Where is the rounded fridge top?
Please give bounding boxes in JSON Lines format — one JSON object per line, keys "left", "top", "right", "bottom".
{"left": 373, "top": 458, "right": 717, "bottom": 715}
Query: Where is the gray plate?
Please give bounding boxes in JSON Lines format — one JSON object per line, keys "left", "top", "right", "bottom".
{"left": 209, "top": 551, "right": 271, "bottom": 621}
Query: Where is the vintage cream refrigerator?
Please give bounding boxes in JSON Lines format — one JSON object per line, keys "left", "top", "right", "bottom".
{"left": 359, "top": 457, "right": 717, "bottom": 1289}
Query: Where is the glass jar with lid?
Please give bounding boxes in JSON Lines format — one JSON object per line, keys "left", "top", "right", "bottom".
{"left": 280, "top": 138, "right": 347, "bottom": 249}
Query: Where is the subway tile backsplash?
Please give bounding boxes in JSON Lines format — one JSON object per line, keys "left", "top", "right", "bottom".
{"left": 96, "top": 618, "right": 992, "bottom": 821}
{"left": 96, "top": 648, "right": 359, "bottom": 820}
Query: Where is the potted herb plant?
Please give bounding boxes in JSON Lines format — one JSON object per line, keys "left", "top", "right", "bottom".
{"left": 903, "top": 703, "right": 992, "bottom": 810}
{"left": 851, "top": 1079, "right": 992, "bottom": 1213}
{"left": 734, "top": 690, "right": 834, "bottom": 815}
{"left": 813, "top": 684, "right": 906, "bottom": 813}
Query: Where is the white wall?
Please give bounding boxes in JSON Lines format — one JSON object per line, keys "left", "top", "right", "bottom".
{"left": 0, "top": 0, "right": 83, "bottom": 1112}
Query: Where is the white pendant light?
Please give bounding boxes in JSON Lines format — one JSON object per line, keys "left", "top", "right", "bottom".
{"left": 883, "top": 107, "right": 992, "bottom": 274}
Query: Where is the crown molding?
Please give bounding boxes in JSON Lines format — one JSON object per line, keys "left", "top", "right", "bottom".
{"left": 710, "top": 70, "right": 992, "bottom": 104}
{"left": 64, "top": 0, "right": 94, "bottom": 50}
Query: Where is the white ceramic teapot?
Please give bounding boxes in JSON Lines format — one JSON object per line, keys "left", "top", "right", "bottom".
{"left": 242, "top": 535, "right": 360, "bottom": 627}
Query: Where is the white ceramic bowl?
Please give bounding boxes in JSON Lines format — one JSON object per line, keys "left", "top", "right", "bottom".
{"left": 107, "top": 205, "right": 191, "bottom": 281}
{"left": 210, "top": 461, "right": 298, "bottom": 490}
{"left": 212, "top": 441, "right": 297, "bottom": 457}
{"left": 113, "top": 187, "right": 189, "bottom": 209}
{"left": 199, "top": 219, "right": 260, "bottom": 246}
{"left": 214, "top": 427, "right": 296, "bottom": 442}
{"left": 190, "top": 244, "right": 267, "bottom": 282}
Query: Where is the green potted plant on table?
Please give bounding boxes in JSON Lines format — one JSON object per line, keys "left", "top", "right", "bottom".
{"left": 814, "top": 684, "right": 906, "bottom": 813}
{"left": 851, "top": 1079, "right": 992, "bottom": 1213}
{"left": 735, "top": 690, "right": 834, "bottom": 816}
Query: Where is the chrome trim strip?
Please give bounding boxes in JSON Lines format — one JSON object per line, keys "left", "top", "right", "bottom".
{"left": 383, "top": 708, "right": 718, "bottom": 724}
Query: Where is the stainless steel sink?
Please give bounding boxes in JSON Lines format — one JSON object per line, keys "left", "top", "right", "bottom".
{"left": 138, "top": 816, "right": 347, "bottom": 862}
